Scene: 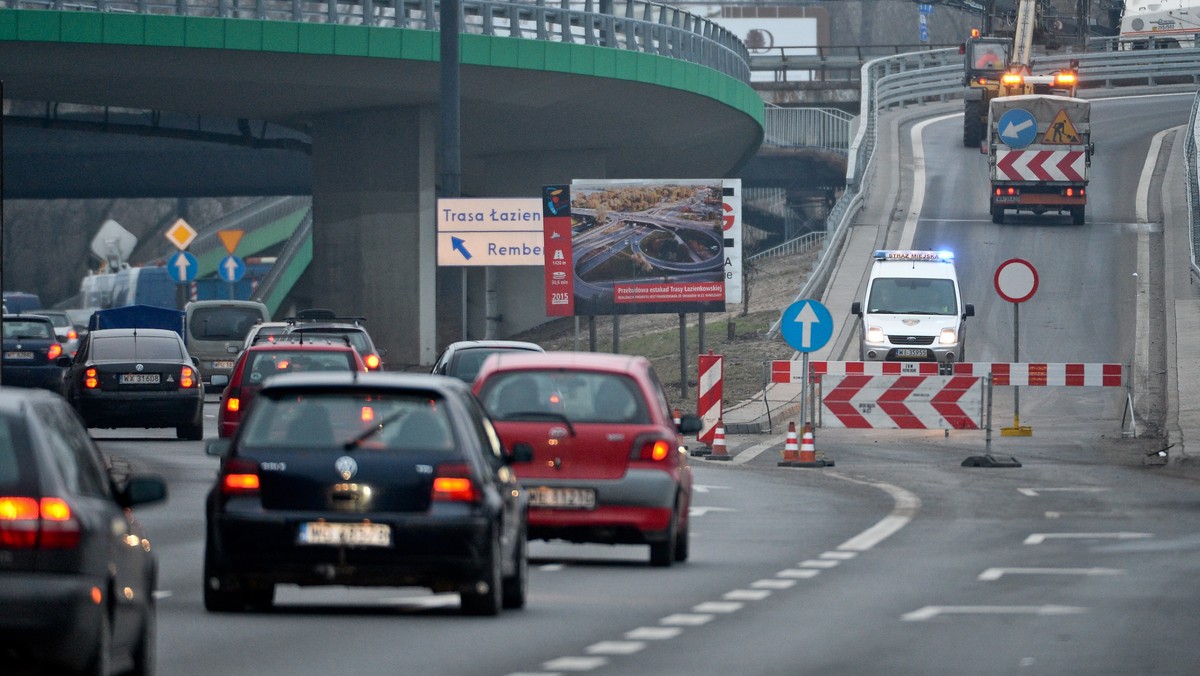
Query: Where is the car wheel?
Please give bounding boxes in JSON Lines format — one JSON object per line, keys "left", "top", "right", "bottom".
{"left": 203, "top": 542, "right": 244, "bottom": 613}
{"left": 461, "top": 530, "right": 503, "bottom": 616}
{"left": 991, "top": 204, "right": 1005, "bottom": 224}
{"left": 85, "top": 603, "right": 112, "bottom": 676}
{"left": 649, "top": 502, "right": 679, "bottom": 568}
{"left": 501, "top": 525, "right": 528, "bottom": 610}
{"left": 674, "top": 503, "right": 690, "bottom": 563}
{"left": 130, "top": 595, "right": 156, "bottom": 676}
{"left": 177, "top": 411, "right": 204, "bottom": 441}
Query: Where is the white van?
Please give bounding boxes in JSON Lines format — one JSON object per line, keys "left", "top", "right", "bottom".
{"left": 851, "top": 250, "right": 974, "bottom": 363}
{"left": 185, "top": 300, "right": 271, "bottom": 386}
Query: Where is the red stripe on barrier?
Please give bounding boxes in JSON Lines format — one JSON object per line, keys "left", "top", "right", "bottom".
{"left": 823, "top": 375, "right": 874, "bottom": 428}
{"left": 877, "top": 376, "right": 925, "bottom": 429}
{"left": 1029, "top": 363, "right": 1048, "bottom": 386}
{"left": 992, "top": 363, "right": 1010, "bottom": 386}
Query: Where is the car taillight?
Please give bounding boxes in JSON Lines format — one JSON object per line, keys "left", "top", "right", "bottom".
{"left": 225, "top": 393, "right": 241, "bottom": 413}
{"left": 67, "top": 329, "right": 78, "bottom": 341}
{"left": 221, "top": 458, "right": 261, "bottom": 495}
{"left": 633, "top": 438, "right": 673, "bottom": 462}
{"left": 0, "top": 496, "right": 80, "bottom": 549}
{"left": 364, "top": 354, "right": 382, "bottom": 370}
{"left": 47, "top": 343, "right": 62, "bottom": 360}
{"left": 180, "top": 366, "right": 196, "bottom": 389}
{"left": 84, "top": 368, "right": 99, "bottom": 389}
{"left": 432, "top": 463, "right": 479, "bottom": 503}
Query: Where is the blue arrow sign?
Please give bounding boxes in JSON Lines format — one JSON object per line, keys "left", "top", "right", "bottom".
{"left": 780, "top": 299, "right": 833, "bottom": 353}
{"left": 998, "top": 108, "right": 1038, "bottom": 149}
{"left": 167, "top": 251, "right": 198, "bottom": 283}
{"left": 218, "top": 255, "right": 246, "bottom": 283}
{"left": 919, "top": 3, "right": 933, "bottom": 14}
{"left": 451, "top": 236, "right": 473, "bottom": 260}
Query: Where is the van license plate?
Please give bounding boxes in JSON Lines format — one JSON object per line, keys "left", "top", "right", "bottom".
{"left": 894, "top": 348, "right": 930, "bottom": 359}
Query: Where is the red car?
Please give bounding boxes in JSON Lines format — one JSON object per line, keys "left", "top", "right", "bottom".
{"left": 217, "top": 340, "right": 367, "bottom": 438}
{"left": 474, "top": 351, "right": 702, "bottom": 567}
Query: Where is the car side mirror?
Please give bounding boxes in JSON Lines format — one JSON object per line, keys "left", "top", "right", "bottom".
{"left": 210, "top": 375, "right": 229, "bottom": 388}
{"left": 118, "top": 475, "right": 168, "bottom": 508}
{"left": 206, "top": 438, "right": 232, "bottom": 458}
{"left": 377, "top": 347, "right": 389, "bottom": 357}
{"left": 677, "top": 413, "right": 703, "bottom": 435}
{"left": 850, "top": 301, "right": 862, "bottom": 316}
{"left": 508, "top": 442, "right": 534, "bottom": 464}
{"left": 964, "top": 304, "right": 975, "bottom": 318}
{"left": 56, "top": 356, "right": 72, "bottom": 367}
{"left": 980, "top": 141, "right": 988, "bottom": 154}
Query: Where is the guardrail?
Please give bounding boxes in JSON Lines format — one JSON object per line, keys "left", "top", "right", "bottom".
{"left": 0, "top": 0, "right": 750, "bottom": 82}
{"left": 762, "top": 105, "right": 853, "bottom": 152}
{"left": 749, "top": 43, "right": 959, "bottom": 82}
{"left": 1187, "top": 92, "right": 1200, "bottom": 283}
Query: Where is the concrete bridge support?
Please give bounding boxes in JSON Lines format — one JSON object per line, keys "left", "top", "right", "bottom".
{"left": 298, "top": 106, "right": 438, "bottom": 369}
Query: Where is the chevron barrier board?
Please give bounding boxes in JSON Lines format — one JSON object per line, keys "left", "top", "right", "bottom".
{"left": 820, "top": 375, "right": 983, "bottom": 430}
{"left": 995, "top": 149, "right": 1086, "bottom": 182}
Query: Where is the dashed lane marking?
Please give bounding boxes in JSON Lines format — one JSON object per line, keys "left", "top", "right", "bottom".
{"left": 978, "top": 567, "right": 1125, "bottom": 581}
{"left": 902, "top": 605, "right": 1087, "bottom": 622}
{"left": 585, "top": 641, "right": 645, "bottom": 656}
{"left": 723, "top": 589, "right": 772, "bottom": 601}
{"left": 1024, "top": 532, "right": 1153, "bottom": 545}
{"left": 693, "top": 601, "right": 743, "bottom": 613}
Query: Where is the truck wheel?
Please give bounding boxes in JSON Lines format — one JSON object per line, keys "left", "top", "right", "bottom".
{"left": 1071, "top": 206, "right": 1085, "bottom": 225}
{"left": 991, "top": 205, "right": 1005, "bottom": 224}
{"left": 963, "top": 100, "right": 985, "bottom": 147}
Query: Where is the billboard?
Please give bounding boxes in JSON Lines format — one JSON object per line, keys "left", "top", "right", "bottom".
{"left": 544, "top": 179, "right": 728, "bottom": 316}
{"left": 710, "top": 17, "right": 819, "bottom": 83}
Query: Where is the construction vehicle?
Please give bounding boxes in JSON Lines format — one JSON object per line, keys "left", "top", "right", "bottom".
{"left": 961, "top": 0, "right": 1085, "bottom": 147}
{"left": 986, "top": 94, "right": 1092, "bottom": 224}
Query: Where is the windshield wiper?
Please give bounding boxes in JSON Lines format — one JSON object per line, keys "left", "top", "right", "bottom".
{"left": 503, "top": 411, "right": 576, "bottom": 437}
{"left": 342, "top": 410, "right": 407, "bottom": 450}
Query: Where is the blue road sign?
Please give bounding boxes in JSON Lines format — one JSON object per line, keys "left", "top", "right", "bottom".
{"left": 997, "top": 108, "right": 1038, "bottom": 149}
{"left": 919, "top": 19, "right": 929, "bottom": 42}
{"left": 167, "top": 251, "right": 198, "bottom": 283}
{"left": 218, "top": 255, "right": 246, "bottom": 283}
{"left": 919, "top": 3, "right": 933, "bottom": 14}
{"left": 780, "top": 299, "right": 833, "bottom": 353}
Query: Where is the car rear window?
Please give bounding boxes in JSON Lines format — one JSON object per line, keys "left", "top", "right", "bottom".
{"left": 244, "top": 350, "right": 357, "bottom": 383}
{"left": 191, "top": 307, "right": 264, "bottom": 341}
{"left": 4, "top": 320, "right": 53, "bottom": 340}
{"left": 479, "top": 371, "right": 649, "bottom": 424}
{"left": 0, "top": 416, "right": 26, "bottom": 489}
{"left": 451, "top": 348, "right": 534, "bottom": 382}
{"left": 292, "top": 329, "right": 370, "bottom": 355}
{"left": 239, "top": 392, "right": 456, "bottom": 452}
{"left": 92, "top": 335, "right": 183, "bottom": 361}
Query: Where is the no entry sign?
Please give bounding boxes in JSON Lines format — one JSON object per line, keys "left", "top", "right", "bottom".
{"left": 995, "top": 258, "right": 1038, "bottom": 303}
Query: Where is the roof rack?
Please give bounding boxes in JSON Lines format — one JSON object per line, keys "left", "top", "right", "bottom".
{"left": 284, "top": 308, "right": 367, "bottom": 325}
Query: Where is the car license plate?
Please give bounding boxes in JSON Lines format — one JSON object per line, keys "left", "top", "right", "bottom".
{"left": 528, "top": 487, "right": 597, "bottom": 509}
{"left": 213, "top": 360, "right": 235, "bottom": 370}
{"left": 297, "top": 522, "right": 392, "bottom": 547}
{"left": 4, "top": 351, "right": 33, "bottom": 360}
{"left": 894, "top": 348, "right": 930, "bottom": 359}
{"left": 119, "top": 373, "right": 160, "bottom": 384}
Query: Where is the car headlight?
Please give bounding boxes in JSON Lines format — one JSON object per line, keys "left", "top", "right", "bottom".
{"left": 866, "top": 326, "right": 885, "bottom": 343}
{"left": 938, "top": 328, "right": 958, "bottom": 345}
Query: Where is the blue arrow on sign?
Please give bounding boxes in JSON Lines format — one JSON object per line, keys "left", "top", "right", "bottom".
{"left": 451, "top": 236, "right": 473, "bottom": 260}
{"left": 997, "top": 108, "right": 1038, "bottom": 149}
{"left": 167, "top": 251, "right": 198, "bottom": 283}
{"left": 780, "top": 299, "right": 833, "bottom": 353}
{"left": 218, "top": 255, "right": 246, "bottom": 283}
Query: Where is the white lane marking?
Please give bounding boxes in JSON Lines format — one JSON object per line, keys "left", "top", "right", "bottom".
{"left": 729, "top": 435, "right": 780, "bottom": 465}
{"left": 689, "top": 506, "right": 736, "bottom": 517}
{"left": 1024, "top": 532, "right": 1153, "bottom": 545}
{"left": 724, "top": 589, "right": 772, "bottom": 601}
{"left": 1136, "top": 127, "right": 1177, "bottom": 224}
{"left": 778, "top": 568, "right": 821, "bottom": 579}
{"left": 904, "top": 113, "right": 962, "bottom": 250}
{"left": 800, "top": 559, "right": 840, "bottom": 569}
{"left": 625, "top": 627, "right": 682, "bottom": 640}
{"left": 543, "top": 657, "right": 607, "bottom": 671}
{"left": 832, "top": 475, "right": 921, "bottom": 552}
{"left": 152, "top": 591, "right": 173, "bottom": 600}
{"left": 902, "top": 605, "right": 1087, "bottom": 622}
{"left": 660, "top": 613, "right": 715, "bottom": 626}
{"left": 539, "top": 563, "right": 566, "bottom": 572}
{"left": 1045, "top": 511, "right": 1118, "bottom": 519}
{"left": 586, "top": 641, "right": 645, "bottom": 656}
{"left": 694, "top": 601, "right": 744, "bottom": 613}
{"left": 978, "top": 567, "right": 1126, "bottom": 581}
{"left": 1017, "top": 487, "right": 1109, "bottom": 497}
{"left": 821, "top": 551, "right": 857, "bottom": 560}
{"left": 692, "top": 484, "right": 731, "bottom": 493}
{"left": 751, "top": 579, "right": 797, "bottom": 590}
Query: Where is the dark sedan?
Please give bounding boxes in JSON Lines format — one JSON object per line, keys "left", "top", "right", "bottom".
{"left": 0, "top": 386, "right": 167, "bottom": 675}
{"left": 65, "top": 328, "right": 206, "bottom": 440}
{"left": 2, "top": 314, "right": 69, "bottom": 396}
{"left": 204, "top": 371, "right": 532, "bottom": 615}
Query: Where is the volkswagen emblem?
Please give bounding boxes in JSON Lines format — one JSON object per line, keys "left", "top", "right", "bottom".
{"left": 549, "top": 426, "right": 568, "bottom": 439}
{"left": 335, "top": 456, "right": 358, "bottom": 480}
{"left": 136, "top": 363, "right": 144, "bottom": 372}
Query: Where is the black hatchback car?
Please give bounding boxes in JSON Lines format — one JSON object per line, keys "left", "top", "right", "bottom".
{"left": 65, "top": 328, "right": 206, "bottom": 440}
{"left": 204, "top": 371, "right": 532, "bottom": 615}
{"left": 2, "top": 314, "right": 70, "bottom": 396}
{"left": 0, "top": 386, "right": 167, "bottom": 675}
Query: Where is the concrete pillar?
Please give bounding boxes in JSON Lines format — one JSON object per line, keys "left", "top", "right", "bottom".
{"left": 303, "top": 106, "right": 437, "bottom": 368}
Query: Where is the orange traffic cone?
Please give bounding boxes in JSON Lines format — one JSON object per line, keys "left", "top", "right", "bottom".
{"left": 673, "top": 408, "right": 681, "bottom": 427}
{"left": 780, "top": 422, "right": 834, "bottom": 468}
{"left": 799, "top": 424, "right": 816, "bottom": 464}
{"left": 779, "top": 422, "right": 801, "bottom": 462}
{"left": 708, "top": 418, "right": 731, "bottom": 461}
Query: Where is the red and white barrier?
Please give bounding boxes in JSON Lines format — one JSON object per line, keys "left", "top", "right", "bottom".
{"left": 697, "top": 353, "right": 723, "bottom": 446}
{"left": 822, "top": 375, "right": 983, "bottom": 430}
{"left": 772, "top": 361, "right": 1124, "bottom": 387}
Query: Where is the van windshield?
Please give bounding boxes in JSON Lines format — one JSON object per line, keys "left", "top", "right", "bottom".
{"left": 191, "top": 307, "right": 264, "bottom": 341}
{"left": 867, "top": 278, "right": 958, "bottom": 315}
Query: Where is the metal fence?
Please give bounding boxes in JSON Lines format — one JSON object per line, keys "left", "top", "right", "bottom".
{"left": 1188, "top": 92, "right": 1200, "bottom": 282}
{"left": 762, "top": 105, "right": 852, "bottom": 153}
{"left": 0, "top": 0, "right": 751, "bottom": 82}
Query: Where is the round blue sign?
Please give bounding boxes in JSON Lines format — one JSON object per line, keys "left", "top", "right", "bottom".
{"left": 167, "top": 251, "right": 198, "bottom": 283}
{"left": 997, "top": 108, "right": 1038, "bottom": 149}
{"left": 218, "top": 255, "right": 246, "bottom": 283}
{"left": 780, "top": 299, "right": 833, "bottom": 353}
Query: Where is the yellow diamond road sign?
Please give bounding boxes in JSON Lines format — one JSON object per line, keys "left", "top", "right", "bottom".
{"left": 166, "top": 219, "right": 197, "bottom": 250}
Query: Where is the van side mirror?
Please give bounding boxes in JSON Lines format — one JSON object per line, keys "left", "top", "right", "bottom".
{"left": 851, "top": 302, "right": 862, "bottom": 316}
{"left": 210, "top": 375, "right": 229, "bottom": 388}
{"left": 964, "top": 304, "right": 975, "bottom": 318}
{"left": 205, "top": 438, "right": 232, "bottom": 457}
